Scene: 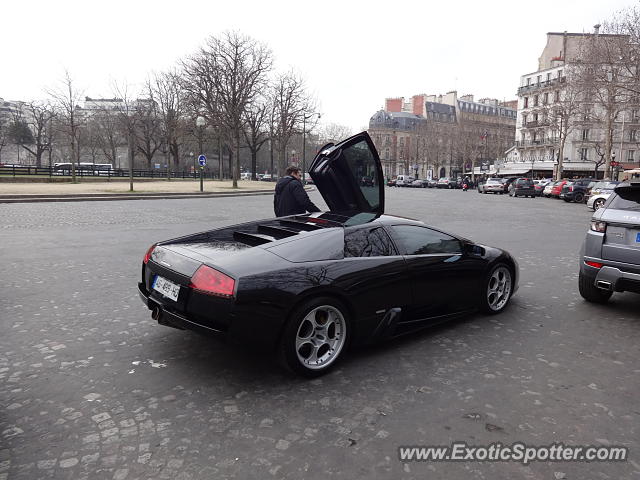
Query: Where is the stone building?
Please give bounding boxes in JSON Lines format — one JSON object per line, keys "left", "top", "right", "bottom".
{"left": 368, "top": 91, "right": 516, "bottom": 179}
{"left": 511, "top": 29, "right": 639, "bottom": 178}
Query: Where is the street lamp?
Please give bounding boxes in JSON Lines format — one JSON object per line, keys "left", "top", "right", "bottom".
{"left": 196, "top": 116, "right": 206, "bottom": 192}
{"left": 302, "top": 112, "right": 321, "bottom": 183}
{"left": 611, "top": 151, "right": 617, "bottom": 181}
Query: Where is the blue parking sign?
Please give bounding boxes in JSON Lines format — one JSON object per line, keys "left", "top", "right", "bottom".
{"left": 198, "top": 154, "right": 206, "bottom": 167}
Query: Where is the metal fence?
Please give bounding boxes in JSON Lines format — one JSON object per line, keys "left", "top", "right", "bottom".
{"left": 0, "top": 165, "right": 223, "bottom": 180}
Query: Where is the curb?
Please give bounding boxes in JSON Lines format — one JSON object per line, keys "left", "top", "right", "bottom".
{"left": 0, "top": 190, "right": 277, "bottom": 204}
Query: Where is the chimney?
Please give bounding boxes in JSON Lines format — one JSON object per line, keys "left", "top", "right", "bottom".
{"left": 594, "top": 24, "right": 601, "bottom": 35}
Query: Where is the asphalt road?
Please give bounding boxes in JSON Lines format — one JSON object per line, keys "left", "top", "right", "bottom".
{"left": 1, "top": 187, "right": 639, "bottom": 480}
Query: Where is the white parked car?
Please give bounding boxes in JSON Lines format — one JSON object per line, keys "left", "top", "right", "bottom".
{"left": 395, "top": 175, "right": 415, "bottom": 187}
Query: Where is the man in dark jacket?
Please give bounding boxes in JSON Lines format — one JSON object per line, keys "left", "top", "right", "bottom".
{"left": 274, "top": 166, "right": 320, "bottom": 217}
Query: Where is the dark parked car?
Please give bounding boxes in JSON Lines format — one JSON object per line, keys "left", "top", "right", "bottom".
{"left": 579, "top": 180, "right": 640, "bottom": 303}
{"left": 361, "top": 176, "right": 374, "bottom": 186}
{"left": 509, "top": 178, "right": 536, "bottom": 198}
{"left": 560, "top": 178, "right": 596, "bottom": 203}
{"left": 138, "top": 132, "right": 519, "bottom": 377}
{"left": 387, "top": 177, "right": 396, "bottom": 187}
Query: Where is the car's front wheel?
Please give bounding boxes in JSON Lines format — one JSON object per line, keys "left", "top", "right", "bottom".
{"left": 593, "top": 198, "right": 606, "bottom": 210}
{"left": 279, "top": 297, "right": 349, "bottom": 377}
{"left": 480, "top": 264, "right": 514, "bottom": 314}
{"left": 578, "top": 271, "right": 612, "bottom": 303}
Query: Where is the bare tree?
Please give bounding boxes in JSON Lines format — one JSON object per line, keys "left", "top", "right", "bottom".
{"left": 182, "top": 31, "right": 272, "bottom": 187}
{"left": 544, "top": 69, "right": 584, "bottom": 180}
{"left": 147, "top": 69, "right": 187, "bottom": 177}
{"left": 18, "top": 102, "right": 56, "bottom": 167}
{"left": 47, "top": 70, "right": 83, "bottom": 182}
{"left": 112, "top": 82, "right": 141, "bottom": 191}
{"left": 94, "top": 108, "right": 124, "bottom": 168}
{"left": 271, "top": 71, "right": 313, "bottom": 175}
{"left": 242, "top": 96, "right": 270, "bottom": 180}
{"left": 573, "top": 28, "right": 631, "bottom": 178}
{"left": 320, "top": 123, "right": 352, "bottom": 144}
{"left": 134, "top": 99, "right": 163, "bottom": 168}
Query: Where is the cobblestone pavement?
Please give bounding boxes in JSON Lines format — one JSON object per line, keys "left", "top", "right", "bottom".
{"left": 1, "top": 188, "right": 639, "bottom": 479}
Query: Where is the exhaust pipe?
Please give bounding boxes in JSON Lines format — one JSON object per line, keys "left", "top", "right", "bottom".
{"left": 596, "top": 280, "right": 612, "bottom": 291}
{"left": 151, "top": 306, "right": 162, "bottom": 321}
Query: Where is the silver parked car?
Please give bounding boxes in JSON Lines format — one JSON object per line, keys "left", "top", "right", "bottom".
{"left": 478, "top": 178, "right": 505, "bottom": 194}
{"left": 579, "top": 180, "right": 640, "bottom": 303}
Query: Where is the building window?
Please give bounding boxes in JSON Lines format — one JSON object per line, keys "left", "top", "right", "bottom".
{"left": 628, "top": 150, "right": 635, "bottom": 161}
{"left": 537, "top": 75, "right": 542, "bottom": 85}
{"left": 558, "top": 69, "right": 563, "bottom": 78}
{"left": 582, "top": 129, "right": 589, "bottom": 141}
{"left": 526, "top": 78, "right": 531, "bottom": 86}
{"left": 534, "top": 95, "right": 539, "bottom": 107}
{"left": 522, "top": 114, "right": 528, "bottom": 124}
{"left": 555, "top": 91, "right": 560, "bottom": 102}
{"left": 580, "top": 148, "right": 589, "bottom": 160}
{"left": 524, "top": 97, "right": 529, "bottom": 108}
{"left": 630, "top": 130, "right": 637, "bottom": 141}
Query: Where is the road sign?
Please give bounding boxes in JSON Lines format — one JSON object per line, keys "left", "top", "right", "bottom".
{"left": 198, "top": 154, "right": 206, "bottom": 167}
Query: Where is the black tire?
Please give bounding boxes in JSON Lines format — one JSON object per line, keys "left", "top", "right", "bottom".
{"left": 594, "top": 198, "right": 606, "bottom": 210}
{"left": 574, "top": 192, "right": 585, "bottom": 203}
{"left": 480, "top": 264, "right": 514, "bottom": 314}
{"left": 578, "top": 271, "right": 612, "bottom": 303}
{"left": 279, "top": 297, "right": 349, "bottom": 377}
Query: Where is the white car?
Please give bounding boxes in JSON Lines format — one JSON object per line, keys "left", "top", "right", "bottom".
{"left": 395, "top": 175, "right": 415, "bottom": 187}
{"left": 587, "top": 192, "right": 612, "bottom": 210}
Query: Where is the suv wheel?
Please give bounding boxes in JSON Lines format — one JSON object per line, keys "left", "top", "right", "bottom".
{"left": 578, "top": 271, "right": 612, "bottom": 304}
{"left": 574, "top": 192, "right": 585, "bottom": 203}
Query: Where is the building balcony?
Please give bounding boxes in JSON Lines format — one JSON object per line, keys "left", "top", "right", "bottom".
{"left": 517, "top": 76, "right": 566, "bottom": 96}
{"left": 515, "top": 138, "right": 559, "bottom": 147}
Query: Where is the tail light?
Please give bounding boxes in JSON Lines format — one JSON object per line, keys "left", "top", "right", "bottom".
{"left": 585, "top": 261, "right": 604, "bottom": 269}
{"left": 143, "top": 244, "right": 156, "bottom": 264}
{"left": 569, "top": 186, "right": 574, "bottom": 191}
{"left": 590, "top": 221, "right": 607, "bottom": 233}
{"left": 190, "top": 265, "right": 235, "bottom": 297}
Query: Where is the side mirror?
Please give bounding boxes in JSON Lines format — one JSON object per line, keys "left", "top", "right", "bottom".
{"left": 465, "top": 243, "right": 485, "bottom": 256}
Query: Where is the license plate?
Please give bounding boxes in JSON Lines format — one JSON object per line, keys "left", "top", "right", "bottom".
{"left": 152, "top": 275, "right": 180, "bottom": 301}
{"left": 636, "top": 232, "right": 640, "bottom": 243}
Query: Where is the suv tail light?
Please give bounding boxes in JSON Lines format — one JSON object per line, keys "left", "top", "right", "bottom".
{"left": 143, "top": 244, "right": 156, "bottom": 264}
{"left": 569, "top": 185, "right": 574, "bottom": 191}
{"left": 585, "top": 261, "right": 604, "bottom": 269}
{"left": 190, "top": 265, "right": 235, "bottom": 297}
{"left": 590, "top": 221, "right": 607, "bottom": 233}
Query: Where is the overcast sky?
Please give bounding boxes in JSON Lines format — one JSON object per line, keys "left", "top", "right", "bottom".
{"left": 2, "top": 0, "right": 635, "bottom": 132}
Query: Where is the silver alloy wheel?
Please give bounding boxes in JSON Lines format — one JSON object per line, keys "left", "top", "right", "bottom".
{"left": 295, "top": 305, "right": 346, "bottom": 370}
{"left": 594, "top": 198, "right": 605, "bottom": 210}
{"left": 487, "top": 266, "right": 512, "bottom": 312}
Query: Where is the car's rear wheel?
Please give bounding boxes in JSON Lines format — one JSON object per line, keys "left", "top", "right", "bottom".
{"left": 578, "top": 271, "right": 612, "bottom": 303}
{"left": 279, "top": 297, "right": 349, "bottom": 377}
{"left": 594, "top": 198, "right": 606, "bottom": 210}
{"left": 574, "top": 192, "right": 585, "bottom": 203}
{"left": 481, "top": 264, "right": 513, "bottom": 314}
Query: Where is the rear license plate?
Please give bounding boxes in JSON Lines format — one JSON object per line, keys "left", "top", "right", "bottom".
{"left": 636, "top": 232, "right": 640, "bottom": 243}
{"left": 152, "top": 275, "right": 180, "bottom": 301}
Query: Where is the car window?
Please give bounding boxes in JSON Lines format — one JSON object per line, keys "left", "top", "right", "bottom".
{"left": 390, "top": 225, "right": 462, "bottom": 255}
{"left": 341, "top": 139, "right": 381, "bottom": 210}
{"left": 344, "top": 227, "right": 396, "bottom": 257}
{"left": 609, "top": 188, "right": 640, "bottom": 211}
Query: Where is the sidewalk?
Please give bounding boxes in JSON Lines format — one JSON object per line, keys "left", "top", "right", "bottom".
{"left": 0, "top": 179, "right": 278, "bottom": 203}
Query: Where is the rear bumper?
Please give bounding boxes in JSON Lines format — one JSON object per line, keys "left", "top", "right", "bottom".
{"left": 580, "top": 261, "right": 640, "bottom": 293}
{"left": 138, "top": 283, "right": 227, "bottom": 338}
{"left": 137, "top": 282, "right": 286, "bottom": 351}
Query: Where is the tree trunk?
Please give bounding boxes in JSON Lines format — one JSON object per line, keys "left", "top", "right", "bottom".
{"left": 233, "top": 130, "right": 241, "bottom": 188}
{"left": 556, "top": 136, "right": 566, "bottom": 181}
{"left": 604, "top": 114, "right": 613, "bottom": 180}
{"left": 129, "top": 135, "right": 134, "bottom": 192}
